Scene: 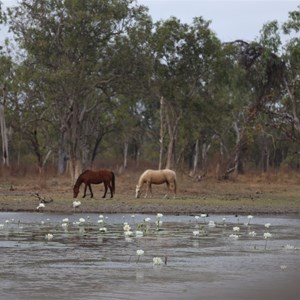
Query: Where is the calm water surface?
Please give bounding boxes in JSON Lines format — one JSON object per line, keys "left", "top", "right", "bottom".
{"left": 0, "top": 212, "right": 299, "bottom": 300}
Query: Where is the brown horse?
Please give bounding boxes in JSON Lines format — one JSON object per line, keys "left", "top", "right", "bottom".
{"left": 73, "top": 169, "right": 115, "bottom": 198}
{"left": 135, "top": 169, "right": 177, "bottom": 199}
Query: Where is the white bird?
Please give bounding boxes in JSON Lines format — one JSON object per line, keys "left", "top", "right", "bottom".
{"left": 36, "top": 203, "right": 45, "bottom": 210}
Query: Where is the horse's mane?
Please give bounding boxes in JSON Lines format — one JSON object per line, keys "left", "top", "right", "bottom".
{"left": 74, "top": 170, "right": 89, "bottom": 187}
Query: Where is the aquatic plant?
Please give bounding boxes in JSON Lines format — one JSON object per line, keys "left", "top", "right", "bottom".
{"left": 153, "top": 257, "right": 163, "bottom": 266}
{"left": 264, "top": 232, "right": 272, "bottom": 249}
{"left": 229, "top": 234, "right": 239, "bottom": 240}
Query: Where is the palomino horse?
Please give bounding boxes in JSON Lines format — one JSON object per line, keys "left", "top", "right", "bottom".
{"left": 135, "top": 169, "right": 177, "bottom": 198}
{"left": 73, "top": 169, "right": 115, "bottom": 198}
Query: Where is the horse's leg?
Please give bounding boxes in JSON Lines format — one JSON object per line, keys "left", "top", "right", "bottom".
{"left": 88, "top": 184, "right": 93, "bottom": 198}
{"left": 108, "top": 182, "right": 113, "bottom": 198}
{"left": 163, "top": 182, "right": 170, "bottom": 199}
{"left": 102, "top": 183, "right": 108, "bottom": 198}
{"left": 144, "top": 182, "right": 150, "bottom": 198}
{"left": 149, "top": 184, "right": 153, "bottom": 198}
{"left": 83, "top": 184, "right": 87, "bottom": 198}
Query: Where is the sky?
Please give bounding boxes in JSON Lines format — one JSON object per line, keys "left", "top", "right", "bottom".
{"left": 137, "top": 0, "right": 299, "bottom": 42}
{"left": 0, "top": 0, "right": 299, "bottom": 43}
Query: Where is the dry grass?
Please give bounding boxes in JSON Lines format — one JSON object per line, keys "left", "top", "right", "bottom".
{"left": 0, "top": 169, "right": 300, "bottom": 214}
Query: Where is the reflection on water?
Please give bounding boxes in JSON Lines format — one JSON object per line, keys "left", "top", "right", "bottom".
{"left": 0, "top": 212, "right": 299, "bottom": 300}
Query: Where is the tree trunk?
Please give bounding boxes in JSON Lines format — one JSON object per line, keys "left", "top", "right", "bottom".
{"left": 191, "top": 139, "right": 199, "bottom": 176}
{"left": 158, "top": 96, "right": 164, "bottom": 170}
{"left": 123, "top": 141, "right": 128, "bottom": 169}
{"left": 0, "top": 87, "right": 9, "bottom": 167}
{"left": 165, "top": 101, "right": 181, "bottom": 170}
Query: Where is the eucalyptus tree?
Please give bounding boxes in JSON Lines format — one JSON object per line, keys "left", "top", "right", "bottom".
{"left": 257, "top": 6, "right": 300, "bottom": 168}
{"left": 149, "top": 17, "right": 221, "bottom": 170}
{"left": 6, "top": 0, "right": 149, "bottom": 181}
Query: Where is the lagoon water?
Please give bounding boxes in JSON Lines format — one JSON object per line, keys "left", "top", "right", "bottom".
{"left": 0, "top": 212, "right": 299, "bottom": 300}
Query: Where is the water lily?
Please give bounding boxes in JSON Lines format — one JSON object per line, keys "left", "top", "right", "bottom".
{"left": 144, "top": 217, "right": 151, "bottom": 222}
{"left": 264, "top": 232, "right": 272, "bottom": 250}
{"left": 233, "top": 226, "right": 240, "bottom": 232}
{"left": 45, "top": 233, "right": 53, "bottom": 240}
{"left": 156, "top": 213, "right": 163, "bottom": 219}
{"left": 99, "top": 215, "right": 103, "bottom": 218}
{"left": 98, "top": 219, "right": 104, "bottom": 224}
{"left": 124, "top": 230, "right": 133, "bottom": 237}
{"left": 62, "top": 223, "right": 68, "bottom": 229}
{"left": 136, "top": 249, "right": 144, "bottom": 256}
{"left": 79, "top": 218, "right": 85, "bottom": 224}
{"left": 123, "top": 224, "right": 131, "bottom": 231}
{"left": 265, "top": 223, "right": 271, "bottom": 228}
{"left": 208, "top": 220, "right": 216, "bottom": 227}
{"left": 284, "top": 244, "right": 295, "bottom": 250}
{"left": 248, "top": 231, "right": 257, "bottom": 237}
{"left": 193, "top": 230, "right": 200, "bottom": 236}
{"left": 62, "top": 218, "right": 69, "bottom": 223}
{"left": 194, "top": 216, "right": 200, "bottom": 220}
{"left": 229, "top": 234, "right": 239, "bottom": 240}
{"left": 136, "top": 249, "right": 144, "bottom": 263}
{"left": 264, "top": 232, "right": 272, "bottom": 239}
{"left": 135, "top": 230, "right": 143, "bottom": 237}
{"left": 99, "top": 227, "right": 107, "bottom": 233}
{"left": 153, "top": 257, "right": 163, "bottom": 266}
{"left": 280, "top": 265, "right": 287, "bottom": 270}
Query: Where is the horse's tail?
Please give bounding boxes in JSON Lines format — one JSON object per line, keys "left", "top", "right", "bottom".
{"left": 173, "top": 171, "right": 177, "bottom": 195}
{"left": 111, "top": 171, "right": 115, "bottom": 194}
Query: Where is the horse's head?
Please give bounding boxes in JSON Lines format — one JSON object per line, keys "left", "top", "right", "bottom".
{"left": 73, "top": 186, "right": 79, "bottom": 198}
{"left": 135, "top": 185, "right": 141, "bottom": 198}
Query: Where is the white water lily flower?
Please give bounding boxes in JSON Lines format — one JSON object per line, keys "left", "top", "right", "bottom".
{"left": 156, "top": 213, "right": 163, "bottom": 218}
{"left": 99, "top": 215, "right": 103, "bottom": 218}
{"left": 280, "top": 265, "right": 287, "bottom": 270}
{"left": 62, "top": 223, "right": 68, "bottom": 228}
{"left": 247, "top": 215, "right": 253, "bottom": 219}
{"left": 62, "top": 218, "right": 69, "bottom": 223}
{"left": 79, "top": 218, "right": 85, "bottom": 224}
{"left": 153, "top": 257, "right": 163, "bottom": 265}
{"left": 194, "top": 216, "right": 200, "bottom": 220}
{"left": 201, "top": 214, "right": 207, "bottom": 218}
{"left": 135, "top": 230, "right": 143, "bottom": 237}
{"left": 208, "top": 220, "right": 216, "bottom": 227}
{"left": 284, "top": 244, "right": 295, "bottom": 250}
{"left": 136, "top": 249, "right": 144, "bottom": 256}
{"left": 193, "top": 230, "right": 200, "bottom": 236}
{"left": 233, "top": 226, "right": 240, "bottom": 232}
{"left": 156, "top": 220, "right": 163, "bottom": 226}
{"left": 99, "top": 227, "right": 107, "bottom": 233}
{"left": 124, "top": 230, "right": 133, "bottom": 237}
{"left": 144, "top": 217, "right": 151, "bottom": 222}
{"left": 264, "top": 232, "right": 272, "bottom": 239}
{"left": 123, "top": 224, "right": 131, "bottom": 231}
{"left": 229, "top": 234, "right": 239, "bottom": 240}
{"left": 98, "top": 219, "right": 104, "bottom": 224}
{"left": 45, "top": 233, "right": 53, "bottom": 240}
{"left": 0, "top": 224, "right": 4, "bottom": 228}
{"left": 265, "top": 223, "right": 271, "bottom": 228}
{"left": 248, "top": 231, "right": 257, "bottom": 237}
